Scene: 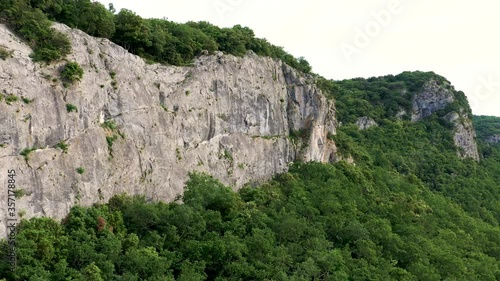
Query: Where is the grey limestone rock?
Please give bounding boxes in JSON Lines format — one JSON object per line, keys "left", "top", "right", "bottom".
{"left": 0, "top": 24, "right": 337, "bottom": 237}
{"left": 412, "top": 80, "right": 479, "bottom": 161}
{"left": 355, "top": 117, "right": 377, "bottom": 130}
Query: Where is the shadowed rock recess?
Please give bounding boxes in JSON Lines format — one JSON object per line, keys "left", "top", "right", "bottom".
{"left": 0, "top": 24, "right": 338, "bottom": 236}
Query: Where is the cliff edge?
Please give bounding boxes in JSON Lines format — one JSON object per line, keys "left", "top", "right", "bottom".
{"left": 0, "top": 23, "right": 337, "bottom": 237}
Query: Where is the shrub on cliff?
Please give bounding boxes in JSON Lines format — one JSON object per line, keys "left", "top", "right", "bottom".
{"left": 61, "top": 61, "right": 84, "bottom": 83}
{"left": 0, "top": 0, "right": 71, "bottom": 62}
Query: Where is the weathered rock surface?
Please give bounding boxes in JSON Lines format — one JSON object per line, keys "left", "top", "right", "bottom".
{"left": 412, "top": 80, "right": 479, "bottom": 160}
{"left": 445, "top": 111, "right": 480, "bottom": 160}
{"left": 411, "top": 80, "right": 454, "bottom": 122}
{"left": 0, "top": 24, "right": 338, "bottom": 237}
{"left": 356, "top": 117, "right": 377, "bottom": 130}
{"left": 486, "top": 135, "right": 500, "bottom": 144}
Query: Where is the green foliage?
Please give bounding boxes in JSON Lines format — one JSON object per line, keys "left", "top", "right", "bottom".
{"left": 2, "top": 0, "right": 311, "bottom": 72}
{"left": 4, "top": 94, "right": 18, "bottom": 105}
{"left": 0, "top": 0, "right": 71, "bottom": 62}
{"left": 21, "top": 96, "right": 33, "bottom": 104}
{"left": 54, "top": 141, "right": 69, "bottom": 153}
{"left": 321, "top": 71, "right": 465, "bottom": 124}
{"left": 76, "top": 167, "right": 85, "bottom": 174}
{"left": 0, "top": 46, "right": 13, "bottom": 60}
{"left": 14, "top": 188, "right": 25, "bottom": 198}
{"left": 66, "top": 103, "right": 78, "bottom": 113}
{"left": 101, "top": 119, "right": 123, "bottom": 156}
{"left": 20, "top": 147, "right": 36, "bottom": 160}
{"left": 101, "top": 120, "right": 117, "bottom": 131}
{"left": 106, "top": 135, "right": 117, "bottom": 151}
{"left": 2, "top": 166, "right": 499, "bottom": 280}
{"left": 61, "top": 61, "right": 84, "bottom": 82}
{"left": 474, "top": 115, "right": 500, "bottom": 141}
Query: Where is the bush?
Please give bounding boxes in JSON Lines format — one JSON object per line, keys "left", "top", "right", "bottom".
{"left": 22, "top": 97, "right": 33, "bottom": 104}
{"left": 5, "top": 94, "right": 18, "bottom": 105}
{"left": 55, "top": 141, "right": 69, "bottom": 153}
{"left": 66, "top": 103, "right": 78, "bottom": 113}
{"left": 61, "top": 62, "right": 84, "bottom": 83}
{"left": 20, "top": 147, "right": 37, "bottom": 160}
{"left": 76, "top": 167, "right": 85, "bottom": 174}
{"left": 0, "top": 46, "right": 13, "bottom": 60}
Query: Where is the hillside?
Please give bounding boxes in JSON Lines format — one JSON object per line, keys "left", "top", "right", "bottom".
{"left": 474, "top": 115, "right": 500, "bottom": 144}
{"left": 0, "top": 1, "right": 499, "bottom": 280}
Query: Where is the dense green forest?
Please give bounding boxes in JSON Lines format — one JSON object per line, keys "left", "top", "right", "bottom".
{"left": 0, "top": 0, "right": 311, "bottom": 72}
{"left": 474, "top": 115, "right": 500, "bottom": 141}
{"left": 1, "top": 154, "right": 499, "bottom": 280}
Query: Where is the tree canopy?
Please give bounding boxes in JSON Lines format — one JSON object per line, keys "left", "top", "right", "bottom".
{"left": 0, "top": 0, "right": 312, "bottom": 73}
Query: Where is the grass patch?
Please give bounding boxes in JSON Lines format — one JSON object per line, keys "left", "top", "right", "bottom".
{"left": 106, "top": 135, "right": 118, "bottom": 148}
{"left": 20, "top": 147, "right": 37, "bottom": 160}
{"left": 61, "top": 62, "right": 84, "bottom": 83}
{"left": 14, "top": 189, "right": 25, "bottom": 199}
{"left": 66, "top": 103, "right": 78, "bottom": 113}
{"left": 0, "top": 46, "right": 13, "bottom": 60}
{"left": 102, "top": 120, "right": 117, "bottom": 131}
{"left": 5, "top": 94, "right": 18, "bottom": 105}
{"left": 54, "top": 141, "right": 69, "bottom": 153}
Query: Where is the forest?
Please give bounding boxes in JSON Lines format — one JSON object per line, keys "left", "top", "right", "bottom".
{"left": 1, "top": 150, "right": 499, "bottom": 280}
{"left": 0, "top": 0, "right": 500, "bottom": 280}
{"left": 0, "top": 0, "right": 311, "bottom": 72}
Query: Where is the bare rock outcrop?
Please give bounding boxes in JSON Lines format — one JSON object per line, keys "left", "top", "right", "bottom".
{"left": 0, "top": 24, "right": 337, "bottom": 237}
{"left": 486, "top": 135, "right": 500, "bottom": 144}
{"left": 445, "top": 112, "right": 480, "bottom": 160}
{"left": 356, "top": 117, "right": 377, "bottom": 130}
{"left": 411, "top": 80, "right": 454, "bottom": 122}
{"left": 411, "top": 80, "right": 479, "bottom": 161}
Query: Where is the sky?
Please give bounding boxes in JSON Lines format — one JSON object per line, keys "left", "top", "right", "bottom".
{"left": 96, "top": 0, "right": 500, "bottom": 117}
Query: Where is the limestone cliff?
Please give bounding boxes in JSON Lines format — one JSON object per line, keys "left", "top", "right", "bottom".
{"left": 411, "top": 80, "right": 479, "bottom": 160}
{"left": 0, "top": 23, "right": 337, "bottom": 237}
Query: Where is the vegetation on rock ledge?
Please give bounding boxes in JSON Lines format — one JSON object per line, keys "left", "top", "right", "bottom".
{"left": 0, "top": 0, "right": 312, "bottom": 73}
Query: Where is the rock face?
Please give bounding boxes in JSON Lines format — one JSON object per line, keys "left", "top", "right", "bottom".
{"left": 411, "top": 80, "right": 454, "bottom": 122}
{"left": 411, "top": 80, "right": 479, "bottom": 161}
{"left": 445, "top": 112, "right": 480, "bottom": 160}
{"left": 486, "top": 135, "right": 500, "bottom": 144}
{"left": 355, "top": 117, "right": 377, "bottom": 130}
{"left": 0, "top": 24, "right": 338, "bottom": 237}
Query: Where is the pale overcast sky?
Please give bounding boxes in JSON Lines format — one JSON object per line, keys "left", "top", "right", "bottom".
{"left": 96, "top": 0, "right": 500, "bottom": 117}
